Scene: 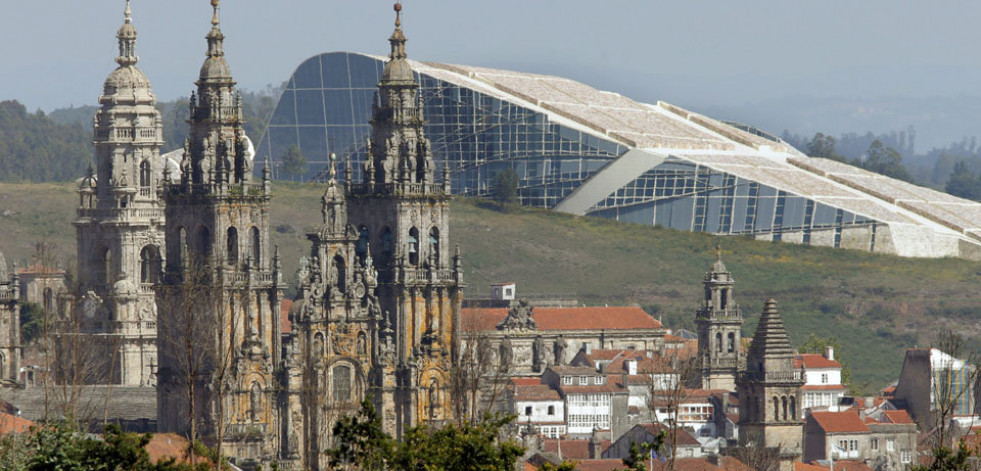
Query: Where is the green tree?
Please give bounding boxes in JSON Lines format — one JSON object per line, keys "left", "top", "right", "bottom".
{"left": 327, "top": 397, "right": 394, "bottom": 471}
{"left": 913, "top": 441, "right": 974, "bottom": 471}
{"left": 945, "top": 161, "right": 981, "bottom": 201}
{"left": 491, "top": 168, "right": 520, "bottom": 205}
{"left": 806, "top": 133, "right": 844, "bottom": 162}
{"left": 328, "top": 399, "right": 524, "bottom": 471}
{"left": 798, "top": 333, "right": 852, "bottom": 387}
{"left": 280, "top": 145, "right": 307, "bottom": 181}
{"left": 857, "top": 140, "right": 911, "bottom": 181}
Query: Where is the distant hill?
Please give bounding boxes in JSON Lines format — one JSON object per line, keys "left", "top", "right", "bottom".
{"left": 1, "top": 182, "right": 978, "bottom": 390}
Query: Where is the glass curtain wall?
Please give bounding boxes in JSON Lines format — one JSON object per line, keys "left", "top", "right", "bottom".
{"left": 256, "top": 52, "right": 627, "bottom": 208}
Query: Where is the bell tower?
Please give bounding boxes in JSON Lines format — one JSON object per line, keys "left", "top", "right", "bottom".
{"left": 73, "top": 0, "right": 164, "bottom": 387}
{"left": 156, "top": 1, "right": 282, "bottom": 466}
{"left": 737, "top": 299, "right": 804, "bottom": 471}
{"left": 696, "top": 247, "right": 742, "bottom": 390}
{"left": 347, "top": 2, "right": 464, "bottom": 438}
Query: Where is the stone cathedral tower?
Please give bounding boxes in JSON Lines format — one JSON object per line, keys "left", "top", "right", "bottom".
{"left": 156, "top": 1, "right": 283, "bottom": 466}
{"left": 347, "top": 3, "right": 464, "bottom": 438}
{"left": 737, "top": 299, "right": 804, "bottom": 471}
{"left": 72, "top": 0, "right": 164, "bottom": 386}
{"left": 696, "top": 248, "right": 742, "bottom": 391}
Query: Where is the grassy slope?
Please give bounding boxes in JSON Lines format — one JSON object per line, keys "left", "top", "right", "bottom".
{"left": 3, "top": 182, "right": 979, "bottom": 389}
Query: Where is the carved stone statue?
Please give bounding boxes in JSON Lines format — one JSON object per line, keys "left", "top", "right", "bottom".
{"left": 497, "top": 298, "right": 536, "bottom": 331}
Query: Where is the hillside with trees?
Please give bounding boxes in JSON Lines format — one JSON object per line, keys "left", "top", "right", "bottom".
{"left": 0, "top": 101, "right": 91, "bottom": 182}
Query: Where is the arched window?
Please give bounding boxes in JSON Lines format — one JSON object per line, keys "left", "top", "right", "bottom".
{"left": 381, "top": 228, "right": 393, "bottom": 264}
{"left": 250, "top": 227, "right": 261, "bottom": 267}
{"left": 727, "top": 332, "right": 736, "bottom": 353}
{"left": 332, "top": 365, "right": 352, "bottom": 404}
{"left": 789, "top": 396, "right": 797, "bottom": 420}
{"left": 356, "top": 226, "right": 369, "bottom": 263}
{"left": 720, "top": 289, "right": 728, "bottom": 310}
{"left": 772, "top": 396, "right": 779, "bottom": 421}
{"left": 140, "top": 245, "right": 162, "bottom": 284}
{"left": 334, "top": 255, "right": 346, "bottom": 293}
{"left": 226, "top": 227, "right": 239, "bottom": 265}
{"left": 408, "top": 228, "right": 419, "bottom": 266}
{"left": 715, "top": 332, "right": 723, "bottom": 353}
{"left": 314, "top": 332, "right": 325, "bottom": 358}
{"left": 139, "top": 159, "right": 151, "bottom": 188}
{"left": 429, "top": 227, "right": 440, "bottom": 266}
{"left": 781, "top": 396, "right": 788, "bottom": 421}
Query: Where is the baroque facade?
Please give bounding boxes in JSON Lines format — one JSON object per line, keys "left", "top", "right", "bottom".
{"left": 71, "top": 0, "right": 164, "bottom": 386}
{"left": 279, "top": 5, "right": 464, "bottom": 468}
{"left": 155, "top": 1, "right": 284, "bottom": 466}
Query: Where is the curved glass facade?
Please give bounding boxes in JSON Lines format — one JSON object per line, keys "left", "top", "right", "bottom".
{"left": 256, "top": 52, "right": 627, "bottom": 208}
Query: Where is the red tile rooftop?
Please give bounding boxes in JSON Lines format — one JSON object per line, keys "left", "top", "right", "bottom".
{"left": 794, "top": 354, "right": 842, "bottom": 369}
{"left": 280, "top": 299, "right": 293, "bottom": 334}
{"left": 810, "top": 410, "right": 870, "bottom": 434}
{"left": 461, "top": 306, "right": 661, "bottom": 331}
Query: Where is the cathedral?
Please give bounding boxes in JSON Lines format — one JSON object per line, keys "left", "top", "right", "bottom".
{"left": 70, "top": 0, "right": 165, "bottom": 386}
{"left": 281, "top": 4, "right": 463, "bottom": 468}
{"left": 130, "top": 1, "right": 461, "bottom": 469}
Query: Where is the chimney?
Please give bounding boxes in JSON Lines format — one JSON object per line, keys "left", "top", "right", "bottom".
{"left": 626, "top": 359, "right": 638, "bottom": 376}
{"left": 826, "top": 345, "right": 835, "bottom": 361}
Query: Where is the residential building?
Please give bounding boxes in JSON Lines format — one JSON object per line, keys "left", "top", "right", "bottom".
{"left": 795, "top": 347, "right": 848, "bottom": 415}
{"left": 604, "top": 423, "right": 702, "bottom": 460}
{"left": 541, "top": 366, "right": 630, "bottom": 438}
{"left": 803, "top": 409, "right": 917, "bottom": 471}
{"left": 509, "top": 378, "right": 566, "bottom": 438}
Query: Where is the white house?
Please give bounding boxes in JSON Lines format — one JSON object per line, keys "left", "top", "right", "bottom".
{"left": 795, "top": 347, "right": 848, "bottom": 415}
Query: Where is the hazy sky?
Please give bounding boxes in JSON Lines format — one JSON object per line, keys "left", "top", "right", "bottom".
{"left": 4, "top": 1, "right": 981, "bottom": 142}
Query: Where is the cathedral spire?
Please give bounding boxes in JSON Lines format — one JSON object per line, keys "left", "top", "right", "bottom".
{"left": 206, "top": 0, "right": 225, "bottom": 60}
{"left": 380, "top": 2, "right": 415, "bottom": 84}
{"left": 115, "top": 0, "right": 138, "bottom": 67}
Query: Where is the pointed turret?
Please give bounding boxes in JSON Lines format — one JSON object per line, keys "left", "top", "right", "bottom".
{"left": 359, "top": 2, "right": 437, "bottom": 190}
{"left": 116, "top": 1, "right": 138, "bottom": 67}
{"left": 746, "top": 299, "right": 796, "bottom": 371}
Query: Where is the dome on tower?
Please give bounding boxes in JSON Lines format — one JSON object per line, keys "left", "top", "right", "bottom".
{"left": 104, "top": 66, "right": 152, "bottom": 93}
{"left": 200, "top": 50, "right": 233, "bottom": 81}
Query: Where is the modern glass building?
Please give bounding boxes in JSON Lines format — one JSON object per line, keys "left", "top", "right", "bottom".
{"left": 257, "top": 52, "right": 981, "bottom": 259}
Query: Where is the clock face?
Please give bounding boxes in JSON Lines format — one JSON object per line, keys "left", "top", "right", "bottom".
{"left": 353, "top": 282, "right": 366, "bottom": 299}
{"left": 83, "top": 298, "right": 99, "bottom": 318}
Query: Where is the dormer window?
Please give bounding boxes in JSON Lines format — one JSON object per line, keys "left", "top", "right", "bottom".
{"left": 594, "top": 376, "right": 604, "bottom": 385}
{"left": 579, "top": 376, "right": 588, "bottom": 385}
{"left": 563, "top": 376, "right": 572, "bottom": 385}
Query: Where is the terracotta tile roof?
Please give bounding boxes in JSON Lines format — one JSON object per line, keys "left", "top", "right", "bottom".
{"left": 796, "top": 461, "right": 873, "bottom": 471}
{"left": 461, "top": 306, "right": 661, "bottom": 332}
{"left": 542, "top": 438, "right": 609, "bottom": 460}
{"left": 810, "top": 410, "right": 870, "bottom": 433}
{"left": 513, "top": 384, "right": 562, "bottom": 402}
{"left": 881, "top": 385, "right": 897, "bottom": 395}
{"left": 549, "top": 366, "right": 601, "bottom": 375}
{"left": 512, "top": 377, "right": 543, "bottom": 386}
{"left": 0, "top": 413, "right": 32, "bottom": 435}
{"left": 802, "top": 384, "right": 848, "bottom": 391}
{"left": 648, "top": 457, "right": 754, "bottom": 471}
{"left": 145, "top": 433, "right": 190, "bottom": 464}
{"left": 634, "top": 423, "right": 701, "bottom": 446}
{"left": 281, "top": 299, "right": 293, "bottom": 334}
{"left": 794, "top": 354, "right": 842, "bottom": 369}
{"left": 881, "top": 409, "right": 915, "bottom": 425}
{"left": 572, "top": 459, "right": 624, "bottom": 471}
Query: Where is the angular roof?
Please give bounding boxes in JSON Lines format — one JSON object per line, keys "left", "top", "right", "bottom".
{"left": 512, "top": 384, "right": 562, "bottom": 402}
{"left": 794, "top": 354, "right": 842, "bottom": 369}
{"left": 747, "top": 299, "right": 795, "bottom": 365}
{"left": 810, "top": 410, "right": 870, "bottom": 434}
{"left": 542, "top": 438, "right": 610, "bottom": 460}
{"left": 462, "top": 306, "right": 661, "bottom": 332}
{"left": 796, "top": 461, "right": 873, "bottom": 471}
{"left": 0, "top": 412, "right": 32, "bottom": 435}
